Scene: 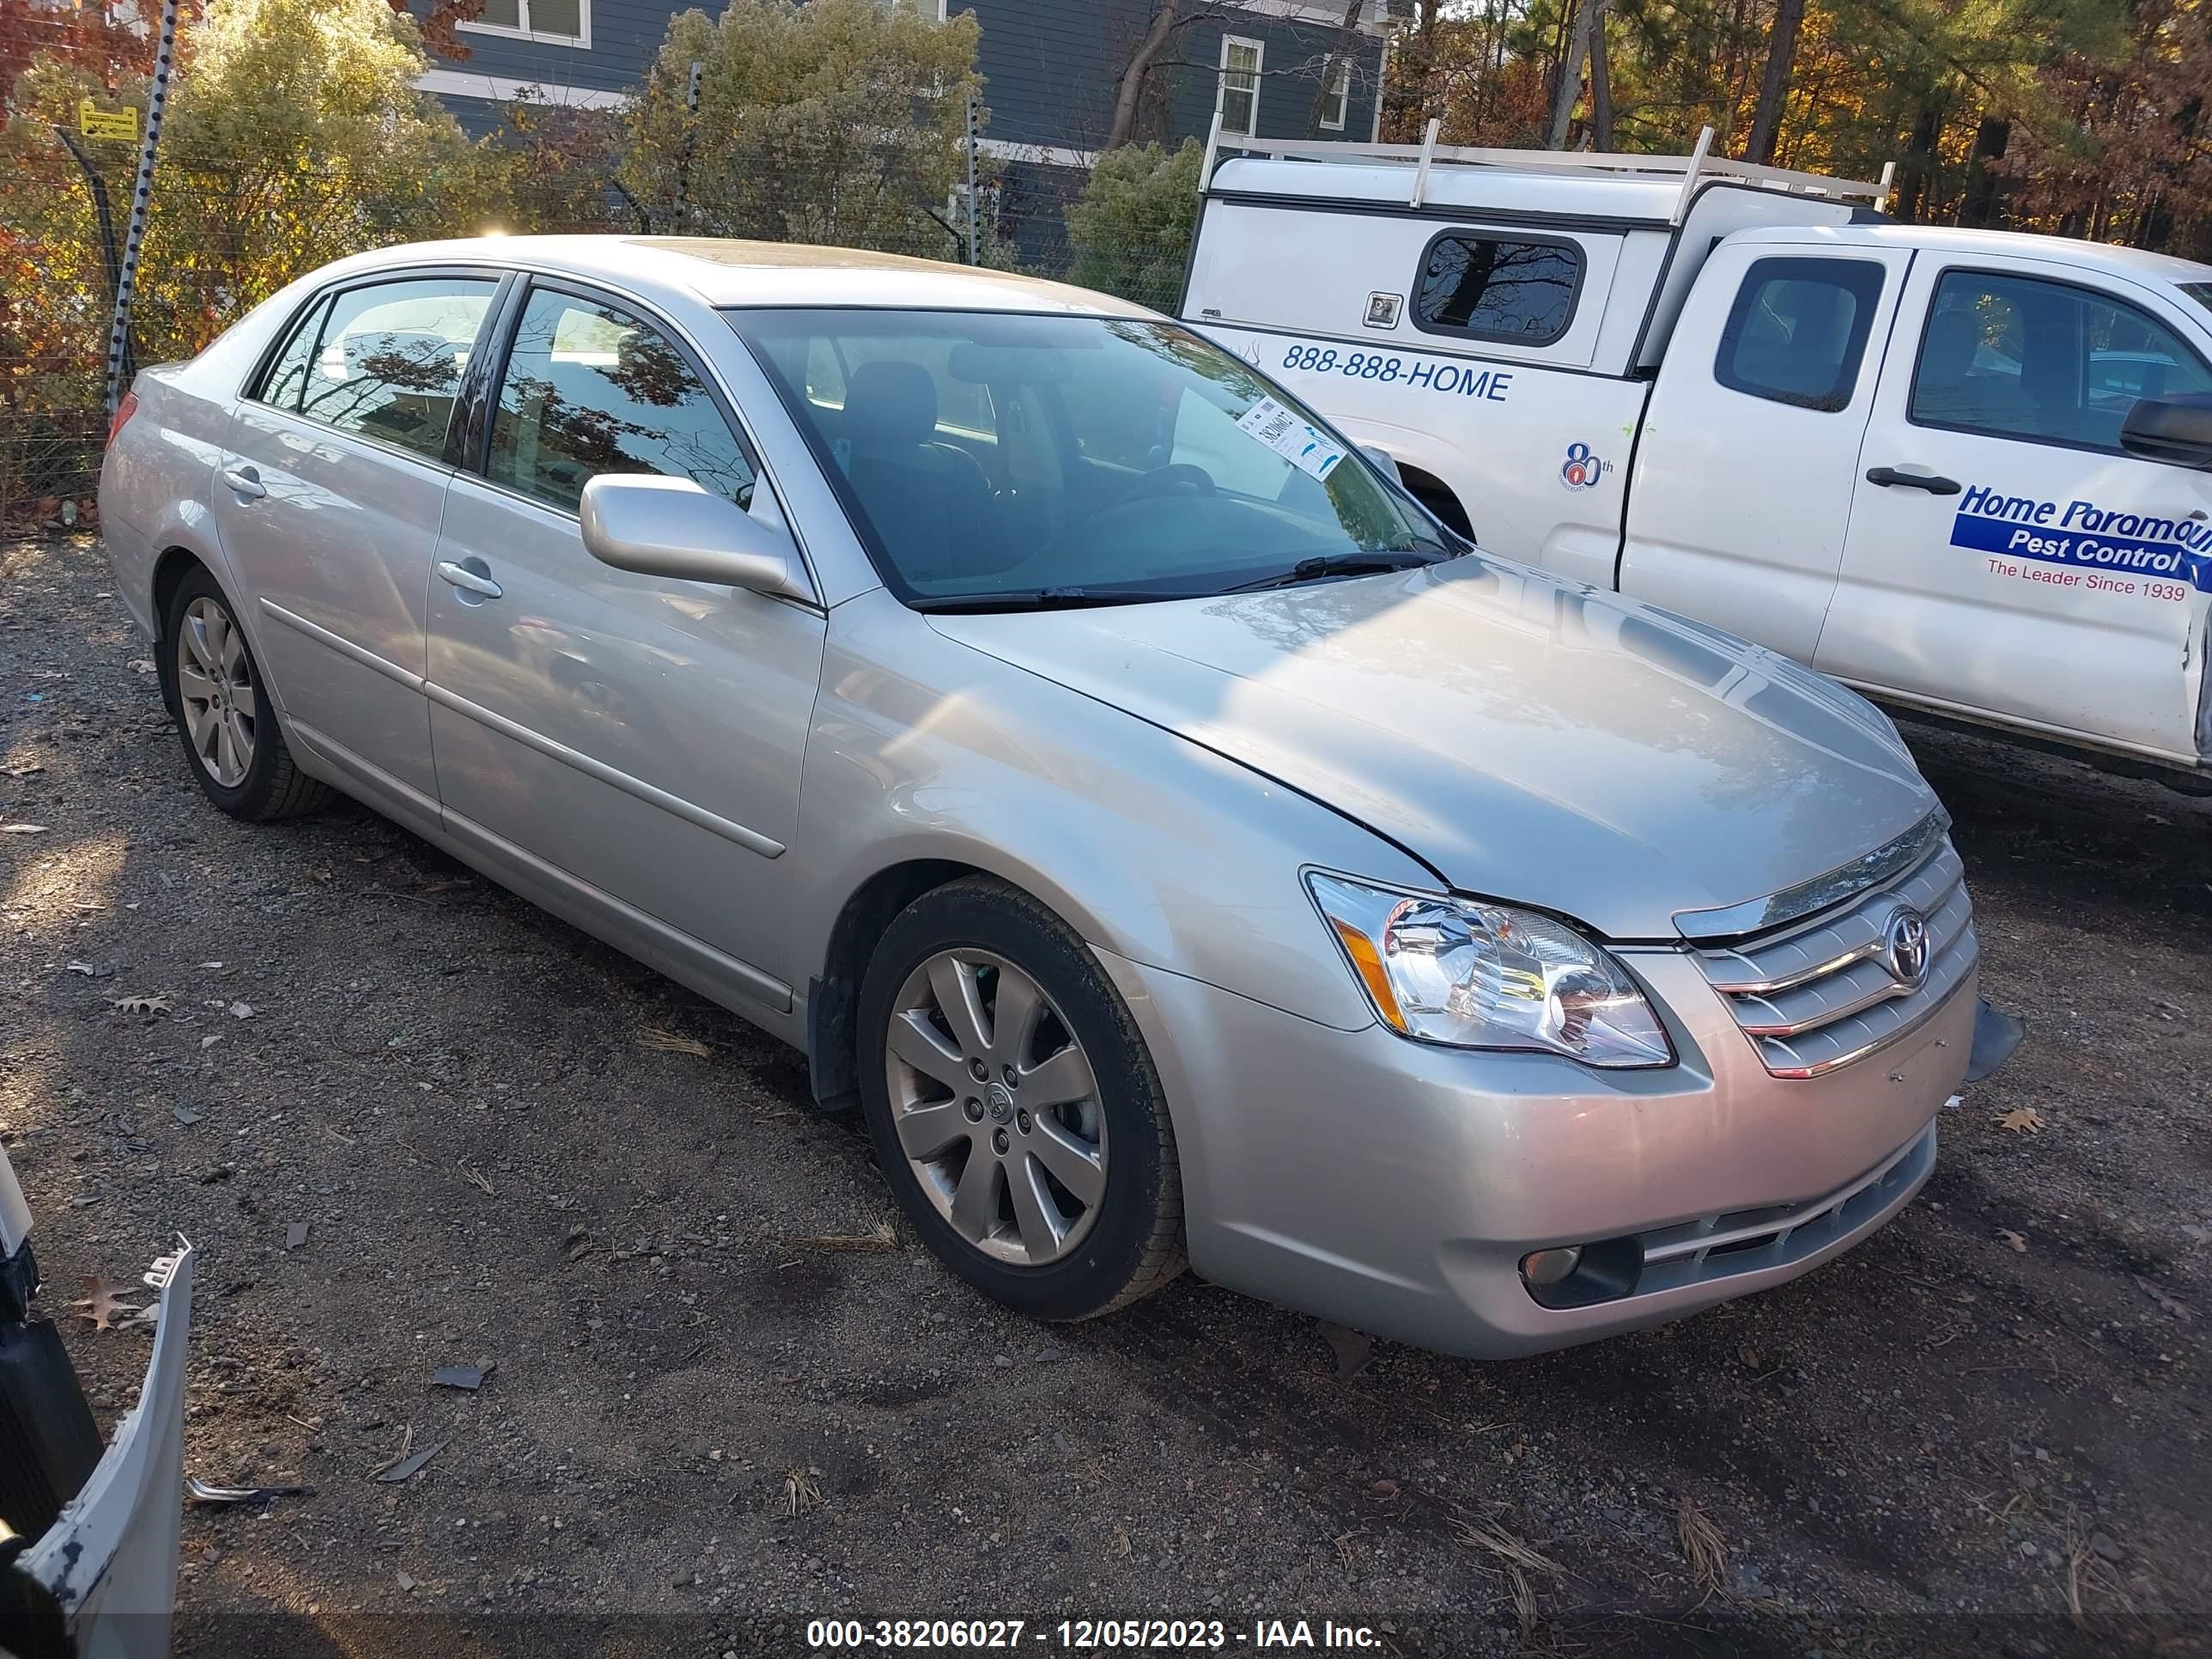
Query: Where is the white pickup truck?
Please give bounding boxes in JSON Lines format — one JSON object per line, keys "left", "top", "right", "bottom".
{"left": 1181, "top": 130, "right": 2212, "bottom": 787}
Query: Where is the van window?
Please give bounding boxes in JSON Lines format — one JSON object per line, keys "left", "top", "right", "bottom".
{"left": 1714, "top": 257, "right": 1885, "bottom": 412}
{"left": 1413, "top": 233, "right": 1583, "bottom": 345}
{"left": 1911, "top": 270, "right": 2212, "bottom": 454}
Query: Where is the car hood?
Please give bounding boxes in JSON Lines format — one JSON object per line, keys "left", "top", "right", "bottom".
{"left": 928, "top": 556, "right": 1936, "bottom": 940}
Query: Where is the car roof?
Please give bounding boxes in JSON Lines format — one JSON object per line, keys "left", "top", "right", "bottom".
{"left": 1735, "top": 222, "right": 2212, "bottom": 287}
{"left": 313, "top": 235, "right": 1158, "bottom": 319}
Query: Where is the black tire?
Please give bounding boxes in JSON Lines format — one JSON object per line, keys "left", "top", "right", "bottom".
{"left": 158, "top": 563, "right": 330, "bottom": 822}
{"left": 858, "top": 877, "right": 1185, "bottom": 1322}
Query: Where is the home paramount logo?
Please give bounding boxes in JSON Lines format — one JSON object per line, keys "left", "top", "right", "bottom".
{"left": 1948, "top": 483, "right": 2212, "bottom": 592}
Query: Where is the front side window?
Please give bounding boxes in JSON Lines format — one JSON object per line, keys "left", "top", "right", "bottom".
{"left": 1911, "top": 269, "right": 2212, "bottom": 453}
{"left": 293, "top": 276, "right": 496, "bottom": 459}
{"left": 487, "top": 287, "right": 756, "bottom": 514}
{"left": 734, "top": 309, "right": 1449, "bottom": 610}
{"left": 465, "top": 0, "right": 586, "bottom": 45}
{"left": 1413, "top": 234, "right": 1583, "bottom": 345}
{"left": 1218, "top": 37, "right": 1262, "bottom": 137}
{"left": 1714, "top": 256, "right": 1885, "bottom": 412}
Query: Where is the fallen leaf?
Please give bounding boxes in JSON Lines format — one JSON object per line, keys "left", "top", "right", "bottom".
{"left": 374, "top": 1436, "right": 448, "bottom": 1484}
{"left": 1995, "top": 1106, "right": 2045, "bottom": 1135}
{"left": 2134, "top": 1275, "right": 2192, "bottom": 1322}
{"left": 1739, "top": 1344, "right": 1760, "bottom": 1370}
{"left": 637, "top": 1027, "right": 711, "bottom": 1058}
{"left": 70, "top": 1275, "right": 144, "bottom": 1332}
{"left": 1364, "top": 1478, "right": 1401, "bottom": 1504}
{"left": 1998, "top": 1228, "right": 2029, "bottom": 1254}
{"left": 1320, "top": 1322, "right": 1373, "bottom": 1378}
{"left": 112, "top": 994, "right": 173, "bottom": 1016}
{"left": 0, "top": 823, "right": 49, "bottom": 835}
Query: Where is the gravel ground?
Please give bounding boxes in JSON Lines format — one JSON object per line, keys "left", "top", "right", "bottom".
{"left": 3, "top": 532, "right": 2208, "bottom": 1659}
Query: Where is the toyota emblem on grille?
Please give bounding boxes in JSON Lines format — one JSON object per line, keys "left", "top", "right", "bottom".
{"left": 1879, "top": 903, "right": 1931, "bottom": 989}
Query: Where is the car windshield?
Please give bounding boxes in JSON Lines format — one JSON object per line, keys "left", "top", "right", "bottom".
{"left": 728, "top": 309, "right": 1452, "bottom": 610}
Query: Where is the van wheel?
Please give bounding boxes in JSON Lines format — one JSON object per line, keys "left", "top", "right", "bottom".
{"left": 159, "top": 565, "right": 329, "bottom": 821}
{"left": 857, "top": 877, "right": 1185, "bottom": 1321}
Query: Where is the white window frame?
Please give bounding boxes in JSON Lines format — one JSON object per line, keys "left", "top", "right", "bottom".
{"left": 459, "top": 0, "right": 591, "bottom": 50}
{"left": 1318, "top": 58, "right": 1351, "bottom": 131}
{"left": 1218, "top": 35, "right": 1263, "bottom": 138}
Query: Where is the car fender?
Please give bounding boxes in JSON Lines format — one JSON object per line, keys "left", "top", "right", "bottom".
{"left": 793, "top": 589, "right": 1431, "bottom": 1037}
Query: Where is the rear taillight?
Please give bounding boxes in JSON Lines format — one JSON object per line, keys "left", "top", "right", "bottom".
{"left": 105, "top": 389, "right": 138, "bottom": 450}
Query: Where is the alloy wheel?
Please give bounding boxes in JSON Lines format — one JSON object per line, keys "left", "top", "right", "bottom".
{"left": 176, "top": 596, "right": 257, "bottom": 789}
{"left": 883, "top": 949, "right": 1107, "bottom": 1267}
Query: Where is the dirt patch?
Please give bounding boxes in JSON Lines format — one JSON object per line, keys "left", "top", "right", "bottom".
{"left": 3, "top": 534, "right": 2206, "bottom": 1656}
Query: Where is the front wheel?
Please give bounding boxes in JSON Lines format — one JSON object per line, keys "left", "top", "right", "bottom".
{"left": 857, "top": 878, "right": 1185, "bottom": 1321}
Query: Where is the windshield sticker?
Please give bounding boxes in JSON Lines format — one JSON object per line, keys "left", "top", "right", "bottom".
{"left": 1951, "top": 483, "right": 2212, "bottom": 599}
{"left": 1236, "top": 397, "right": 1346, "bottom": 480}
{"left": 1279, "top": 341, "right": 1514, "bottom": 403}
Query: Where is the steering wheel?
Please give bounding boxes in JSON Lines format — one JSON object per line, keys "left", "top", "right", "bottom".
{"left": 1114, "top": 463, "right": 1218, "bottom": 505}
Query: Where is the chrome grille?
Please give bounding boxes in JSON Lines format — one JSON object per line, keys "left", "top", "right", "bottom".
{"left": 1695, "top": 839, "right": 1976, "bottom": 1079}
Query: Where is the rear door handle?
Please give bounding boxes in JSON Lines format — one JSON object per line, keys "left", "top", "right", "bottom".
{"left": 1864, "top": 466, "right": 1961, "bottom": 495}
{"left": 435, "top": 559, "right": 503, "bottom": 600}
{"left": 218, "top": 465, "right": 266, "bottom": 500}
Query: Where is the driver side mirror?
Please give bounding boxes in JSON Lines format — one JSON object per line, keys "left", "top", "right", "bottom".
{"left": 2120, "top": 394, "right": 2212, "bottom": 470}
{"left": 579, "top": 474, "right": 815, "bottom": 602}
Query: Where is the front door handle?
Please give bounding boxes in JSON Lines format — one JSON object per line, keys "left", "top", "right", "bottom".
{"left": 1865, "top": 466, "right": 1961, "bottom": 495}
{"left": 218, "top": 465, "right": 266, "bottom": 500}
{"left": 436, "top": 559, "right": 503, "bottom": 600}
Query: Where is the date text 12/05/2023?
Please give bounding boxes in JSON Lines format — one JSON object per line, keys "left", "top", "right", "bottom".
{"left": 804, "top": 1617, "right": 1388, "bottom": 1650}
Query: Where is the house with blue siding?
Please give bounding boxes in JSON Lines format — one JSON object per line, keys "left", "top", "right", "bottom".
{"left": 410, "top": 1, "right": 1389, "bottom": 156}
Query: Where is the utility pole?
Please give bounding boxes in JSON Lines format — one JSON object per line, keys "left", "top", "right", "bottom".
{"left": 964, "top": 85, "right": 980, "bottom": 265}
{"left": 107, "top": 0, "right": 179, "bottom": 418}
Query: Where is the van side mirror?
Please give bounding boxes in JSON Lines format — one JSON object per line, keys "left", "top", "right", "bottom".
{"left": 2120, "top": 395, "right": 2212, "bottom": 470}
{"left": 579, "top": 474, "right": 814, "bottom": 602}
{"left": 1358, "top": 444, "right": 1404, "bottom": 485}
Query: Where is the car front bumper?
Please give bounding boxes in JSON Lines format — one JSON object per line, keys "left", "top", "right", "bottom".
{"left": 1097, "top": 945, "right": 1974, "bottom": 1359}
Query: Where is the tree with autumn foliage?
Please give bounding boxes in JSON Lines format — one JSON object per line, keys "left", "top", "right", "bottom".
{"left": 1378, "top": 0, "right": 2212, "bottom": 258}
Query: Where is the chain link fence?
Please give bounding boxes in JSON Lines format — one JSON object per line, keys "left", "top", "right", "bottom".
{"left": 1, "top": 83, "right": 1176, "bottom": 529}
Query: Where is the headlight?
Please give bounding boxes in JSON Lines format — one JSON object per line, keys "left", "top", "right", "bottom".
{"left": 1308, "top": 873, "right": 1674, "bottom": 1068}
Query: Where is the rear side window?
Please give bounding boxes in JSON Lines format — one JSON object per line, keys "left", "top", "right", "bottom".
{"left": 486, "top": 287, "right": 756, "bottom": 514}
{"left": 1413, "top": 233, "right": 1583, "bottom": 345}
{"left": 1715, "top": 257, "right": 1885, "bottom": 412}
{"left": 253, "top": 297, "right": 326, "bottom": 411}
{"left": 295, "top": 276, "right": 497, "bottom": 459}
{"left": 1910, "top": 269, "right": 2212, "bottom": 455}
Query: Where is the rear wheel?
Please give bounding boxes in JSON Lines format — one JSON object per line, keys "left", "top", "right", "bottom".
{"left": 858, "top": 878, "right": 1184, "bottom": 1321}
{"left": 159, "top": 565, "right": 329, "bottom": 821}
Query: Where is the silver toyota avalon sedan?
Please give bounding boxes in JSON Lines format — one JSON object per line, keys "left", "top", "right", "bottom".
{"left": 99, "top": 237, "right": 1982, "bottom": 1358}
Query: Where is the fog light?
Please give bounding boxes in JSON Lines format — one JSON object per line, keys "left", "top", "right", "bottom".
{"left": 1519, "top": 1246, "right": 1583, "bottom": 1287}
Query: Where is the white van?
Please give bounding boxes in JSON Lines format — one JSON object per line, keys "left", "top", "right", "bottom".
{"left": 1181, "top": 128, "right": 2212, "bottom": 787}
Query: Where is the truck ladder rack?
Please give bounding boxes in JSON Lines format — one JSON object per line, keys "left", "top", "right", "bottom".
{"left": 1200, "top": 118, "right": 1892, "bottom": 222}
